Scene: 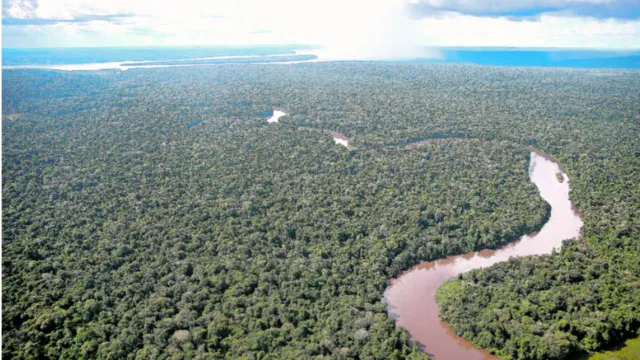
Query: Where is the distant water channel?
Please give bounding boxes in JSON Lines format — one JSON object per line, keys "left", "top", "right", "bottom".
{"left": 384, "top": 151, "right": 583, "bottom": 359}
{"left": 266, "top": 109, "right": 287, "bottom": 123}
{"left": 330, "top": 131, "right": 350, "bottom": 148}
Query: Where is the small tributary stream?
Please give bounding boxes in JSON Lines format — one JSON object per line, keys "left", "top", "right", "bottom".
{"left": 384, "top": 151, "right": 583, "bottom": 359}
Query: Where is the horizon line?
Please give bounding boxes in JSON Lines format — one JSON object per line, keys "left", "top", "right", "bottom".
{"left": 3, "top": 45, "right": 640, "bottom": 52}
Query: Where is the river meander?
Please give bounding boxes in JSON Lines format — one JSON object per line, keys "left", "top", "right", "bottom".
{"left": 384, "top": 151, "right": 583, "bottom": 359}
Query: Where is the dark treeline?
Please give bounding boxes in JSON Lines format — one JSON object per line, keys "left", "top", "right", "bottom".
{"left": 2, "top": 63, "right": 638, "bottom": 359}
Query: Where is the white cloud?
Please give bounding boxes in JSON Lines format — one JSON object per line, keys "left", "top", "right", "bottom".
{"left": 2, "top": 0, "right": 640, "bottom": 50}
{"left": 411, "top": 0, "right": 627, "bottom": 14}
{"left": 5, "top": 0, "right": 36, "bottom": 19}
{"left": 418, "top": 12, "right": 640, "bottom": 48}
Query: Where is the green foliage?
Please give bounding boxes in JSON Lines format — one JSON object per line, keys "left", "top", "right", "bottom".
{"left": 3, "top": 63, "right": 638, "bottom": 359}
{"left": 432, "top": 65, "right": 639, "bottom": 358}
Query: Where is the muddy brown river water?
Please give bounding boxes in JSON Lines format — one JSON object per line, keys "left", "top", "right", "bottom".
{"left": 384, "top": 151, "right": 583, "bottom": 359}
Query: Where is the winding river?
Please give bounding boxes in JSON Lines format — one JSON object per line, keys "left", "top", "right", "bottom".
{"left": 384, "top": 151, "right": 583, "bottom": 359}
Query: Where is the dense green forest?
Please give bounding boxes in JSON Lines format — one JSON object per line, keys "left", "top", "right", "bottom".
{"left": 3, "top": 63, "right": 639, "bottom": 359}
{"left": 431, "top": 68, "right": 640, "bottom": 358}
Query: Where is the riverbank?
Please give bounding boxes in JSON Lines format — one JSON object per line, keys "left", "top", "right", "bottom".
{"left": 384, "top": 152, "right": 583, "bottom": 359}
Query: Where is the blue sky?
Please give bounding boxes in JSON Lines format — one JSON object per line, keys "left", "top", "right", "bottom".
{"left": 2, "top": 0, "right": 640, "bottom": 53}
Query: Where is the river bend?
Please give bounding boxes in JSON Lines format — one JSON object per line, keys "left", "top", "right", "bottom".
{"left": 384, "top": 151, "right": 583, "bottom": 359}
